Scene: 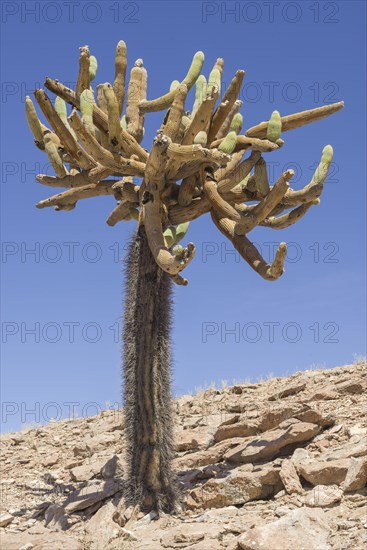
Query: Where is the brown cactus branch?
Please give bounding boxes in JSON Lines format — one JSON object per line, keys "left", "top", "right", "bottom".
{"left": 161, "top": 84, "right": 188, "bottom": 142}
{"left": 126, "top": 59, "right": 147, "bottom": 143}
{"left": 103, "top": 83, "right": 125, "bottom": 151}
{"left": 76, "top": 46, "right": 90, "bottom": 99}
{"left": 246, "top": 101, "right": 344, "bottom": 138}
{"left": 68, "top": 110, "right": 145, "bottom": 176}
{"left": 34, "top": 89, "right": 95, "bottom": 171}
{"left": 112, "top": 179, "right": 140, "bottom": 203}
{"left": 207, "top": 70, "right": 245, "bottom": 143}
{"left": 113, "top": 40, "right": 127, "bottom": 117}
{"left": 216, "top": 99, "right": 243, "bottom": 140}
{"left": 211, "top": 211, "right": 286, "bottom": 280}
{"left": 36, "top": 170, "right": 111, "bottom": 188}
{"left": 182, "top": 90, "right": 219, "bottom": 145}
{"left": 139, "top": 51, "right": 204, "bottom": 114}
{"left": 260, "top": 200, "right": 318, "bottom": 229}
{"left": 177, "top": 173, "right": 199, "bottom": 207}
{"left": 211, "top": 135, "right": 283, "bottom": 153}
{"left": 217, "top": 151, "right": 261, "bottom": 193}
{"left": 44, "top": 77, "right": 148, "bottom": 162}
{"left": 36, "top": 181, "right": 116, "bottom": 209}
{"left": 107, "top": 200, "right": 138, "bottom": 226}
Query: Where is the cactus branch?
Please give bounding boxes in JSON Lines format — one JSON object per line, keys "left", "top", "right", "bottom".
{"left": 114, "top": 40, "right": 127, "bottom": 117}
{"left": 211, "top": 211, "right": 287, "bottom": 280}
{"left": 246, "top": 101, "right": 344, "bottom": 138}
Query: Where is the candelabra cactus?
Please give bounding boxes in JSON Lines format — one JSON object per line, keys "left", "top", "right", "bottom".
{"left": 26, "top": 42, "right": 343, "bottom": 513}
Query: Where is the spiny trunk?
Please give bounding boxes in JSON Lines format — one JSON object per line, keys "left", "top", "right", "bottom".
{"left": 122, "top": 224, "right": 177, "bottom": 513}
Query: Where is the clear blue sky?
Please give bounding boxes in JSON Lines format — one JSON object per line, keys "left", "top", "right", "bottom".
{"left": 1, "top": 1, "right": 366, "bottom": 432}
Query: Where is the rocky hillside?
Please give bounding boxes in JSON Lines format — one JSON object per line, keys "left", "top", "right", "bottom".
{"left": 1, "top": 362, "right": 366, "bottom": 550}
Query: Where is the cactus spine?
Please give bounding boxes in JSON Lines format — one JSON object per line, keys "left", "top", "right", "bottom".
{"left": 123, "top": 226, "right": 176, "bottom": 512}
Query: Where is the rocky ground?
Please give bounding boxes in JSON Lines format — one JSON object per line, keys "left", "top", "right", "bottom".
{"left": 1, "top": 361, "right": 366, "bottom": 550}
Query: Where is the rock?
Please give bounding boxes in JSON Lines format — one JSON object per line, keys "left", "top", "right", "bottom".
{"left": 0, "top": 532, "right": 82, "bottom": 549}
{"left": 44, "top": 504, "right": 69, "bottom": 531}
{"left": 64, "top": 479, "right": 122, "bottom": 513}
{"left": 343, "top": 456, "right": 367, "bottom": 491}
{"left": 304, "top": 484, "right": 343, "bottom": 507}
{"left": 72, "top": 443, "right": 91, "bottom": 458}
{"left": 213, "top": 421, "right": 258, "bottom": 443}
{"left": 121, "top": 527, "right": 138, "bottom": 541}
{"left": 310, "top": 389, "right": 339, "bottom": 400}
{"left": 279, "top": 459, "right": 303, "bottom": 494}
{"left": 0, "top": 512, "right": 14, "bottom": 527}
{"left": 237, "top": 508, "right": 333, "bottom": 550}
{"left": 335, "top": 379, "right": 366, "bottom": 394}
{"left": 42, "top": 454, "right": 59, "bottom": 467}
{"left": 85, "top": 432, "right": 117, "bottom": 453}
{"left": 70, "top": 454, "right": 123, "bottom": 482}
{"left": 297, "top": 458, "right": 350, "bottom": 486}
{"left": 85, "top": 501, "right": 123, "bottom": 549}
{"left": 322, "top": 440, "right": 366, "bottom": 461}
{"left": 268, "top": 381, "right": 306, "bottom": 400}
{"left": 186, "top": 464, "right": 281, "bottom": 510}
{"left": 160, "top": 523, "right": 222, "bottom": 548}
{"left": 135, "top": 510, "right": 159, "bottom": 525}
{"left": 291, "top": 447, "right": 311, "bottom": 465}
{"left": 70, "top": 460, "right": 106, "bottom": 482}
{"left": 175, "top": 429, "right": 208, "bottom": 451}
{"left": 174, "top": 438, "right": 244, "bottom": 470}
{"left": 224, "top": 422, "right": 320, "bottom": 464}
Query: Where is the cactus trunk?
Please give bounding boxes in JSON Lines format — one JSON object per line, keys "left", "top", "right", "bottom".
{"left": 122, "top": 225, "right": 177, "bottom": 513}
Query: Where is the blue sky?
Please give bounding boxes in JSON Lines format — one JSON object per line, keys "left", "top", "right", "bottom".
{"left": 1, "top": 1, "right": 366, "bottom": 432}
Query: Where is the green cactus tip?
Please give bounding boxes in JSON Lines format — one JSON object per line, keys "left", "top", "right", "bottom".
{"left": 230, "top": 113, "right": 243, "bottom": 134}
{"left": 170, "top": 80, "right": 180, "bottom": 92}
{"left": 80, "top": 89, "right": 95, "bottom": 117}
{"left": 321, "top": 145, "right": 333, "bottom": 165}
{"left": 207, "top": 67, "right": 221, "bottom": 96}
{"left": 89, "top": 55, "right": 98, "bottom": 81}
{"left": 175, "top": 222, "right": 190, "bottom": 244}
{"left": 183, "top": 51, "right": 205, "bottom": 89}
{"left": 194, "top": 131, "right": 207, "bottom": 147}
{"left": 172, "top": 245, "right": 184, "bottom": 256}
{"left": 266, "top": 110, "right": 282, "bottom": 142}
{"left": 218, "top": 131, "right": 237, "bottom": 154}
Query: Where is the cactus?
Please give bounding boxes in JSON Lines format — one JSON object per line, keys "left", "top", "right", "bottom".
{"left": 230, "top": 113, "right": 243, "bottom": 134}
{"left": 27, "top": 41, "right": 343, "bottom": 515}
{"left": 80, "top": 89, "right": 95, "bottom": 136}
{"left": 207, "top": 67, "right": 221, "bottom": 96}
{"left": 170, "top": 80, "right": 180, "bottom": 92}
{"left": 89, "top": 55, "right": 98, "bottom": 81}
{"left": 310, "top": 145, "right": 334, "bottom": 186}
{"left": 194, "top": 130, "right": 207, "bottom": 146}
{"left": 192, "top": 74, "right": 207, "bottom": 116}
{"left": 25, "top": 96, "right": 44, "bottom": 146}
{"left": 266, "top": 110, "right": 282, "bottom": 142}
{"left": 182, "top": 51, "right": 205, "bottom": 90}
{"left": 218, "top": 131, "right": 237, "bottom": 154}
